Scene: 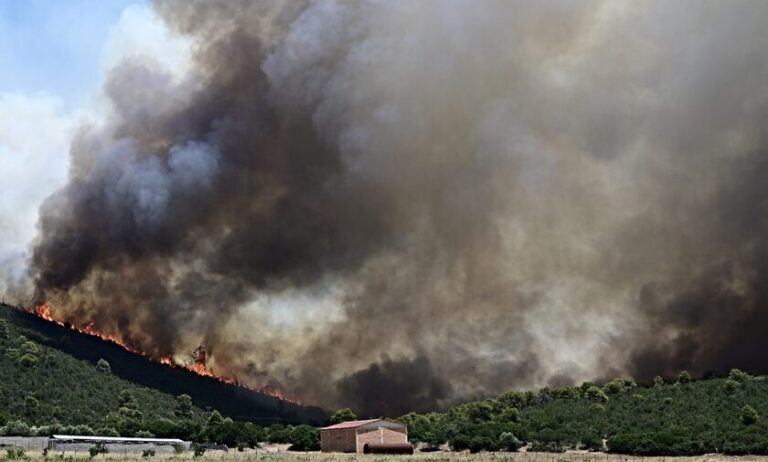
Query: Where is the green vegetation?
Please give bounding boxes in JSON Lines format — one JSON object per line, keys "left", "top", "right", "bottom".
{"left": 0, "top": 308, "right": 206, "bottom": 429}
{"left": 400, "top": 369, "right": 768, "bottom": 455}
{"left": 329, "top": 408, "right": 356, "bottom": 424}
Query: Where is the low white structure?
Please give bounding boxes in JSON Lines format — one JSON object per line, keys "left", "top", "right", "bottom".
{"left": 48, "top": 435, "right": 189, "bottom": 453}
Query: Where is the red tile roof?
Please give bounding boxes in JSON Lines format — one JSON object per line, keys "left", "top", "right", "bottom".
{"left": 320, "top": 419, "right": 380, "bottom": 430}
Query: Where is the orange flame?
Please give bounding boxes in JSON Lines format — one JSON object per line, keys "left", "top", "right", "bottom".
{"left": 29, "top": 303, "right": 299, "bottom": 404}
{"left": 34, "top": 303, "right": 56, "bottom": 322}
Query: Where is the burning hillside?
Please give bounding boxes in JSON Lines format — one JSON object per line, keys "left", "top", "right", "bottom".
{"left": 31, "top": 303, "right": 297, "bottom": 403}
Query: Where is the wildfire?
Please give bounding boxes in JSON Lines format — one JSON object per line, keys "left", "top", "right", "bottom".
{"left": 29, "top": 303, "right": 298, "bottom": 403}
{"left": 34, "top": 303, "right": 56, "bottom": 322}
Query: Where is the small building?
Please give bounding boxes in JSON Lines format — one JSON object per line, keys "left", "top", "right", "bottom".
{"left": 319, "top": 419, "right": 409, "bottom": 453}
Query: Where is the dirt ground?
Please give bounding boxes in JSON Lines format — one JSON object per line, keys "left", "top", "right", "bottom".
{"left": 10, "top": 446, "right": 768, "bottom": 462}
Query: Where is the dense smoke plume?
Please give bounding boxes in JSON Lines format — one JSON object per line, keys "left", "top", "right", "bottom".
{"left": 12, "top": 0, "right": 768, "bottom": 415}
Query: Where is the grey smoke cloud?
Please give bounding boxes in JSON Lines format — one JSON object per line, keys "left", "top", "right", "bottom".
{"left": 15, "top": 0, "right": 768, "bottom": 415}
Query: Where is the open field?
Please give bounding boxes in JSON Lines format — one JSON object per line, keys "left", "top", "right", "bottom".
{"left": 7, "top": 449, "right": 768, "bottom": 462}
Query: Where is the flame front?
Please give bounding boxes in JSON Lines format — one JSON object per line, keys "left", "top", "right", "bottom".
{"left": 34, "top": 303, "right": 56, "bottom": 322}
{"left": 29, "top": 303, "right": 298, "bottom": 403}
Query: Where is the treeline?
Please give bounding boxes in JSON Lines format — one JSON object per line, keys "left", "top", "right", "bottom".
{"left": 0, "top": 411, "right": 319, "bottom": 451}
{"left": 399, "top": 370, "right": 768, "bottom": 455}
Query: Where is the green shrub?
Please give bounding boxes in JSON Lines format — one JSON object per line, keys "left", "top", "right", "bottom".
{"left": 603, "top": 379, "right": 626, "bottom": 395}
{"left": 741, "top": 405, "right": 759, "bottom": 425}
{"left": 89, "top": 443, "right": 108, "bottom": 458}
{"left": 192, "top": 443, "right": 206, "bottom": 457}
{"left": 580, "top": 431, "right": 603, "bottom": 451}
{"left": 287, "top": 425, "right": 319, "bottom": 451}
{"left": 329, "top": 408, "right": 356, "bottom": 424}
{"left": 141, "top": 449, "right": 155, "bottom": 457}
{"left": 17, "top": 353, "right": 38, "bottom": 368}
{"left": 584, "top": 386, "right": 608, "bottom": 402}
{"left": 206, "top": 410, "right": 223, "bottom": 425}
{"left": 529, "top": 440, "right": 566, "bottom": 453}
{"left": 499, "top": 432, "right": 522, "bottom": 451}
{"left": 5, "top": 448, "right": 26, "bottom": 460}
{"left": 677, "top": 371, "right": 692, "bottom": 384}
{"left": 589, "top": 403, "right": 606, "bottom": 413}
{"left": 175, "top": 394, "right": 193, "bottom": 418}
{"left": 729, "top": 368, "right": 750, "bottom": 382}
{"left": 724, "top": 379, "right": 740, "bottom": 394}
{"left": 96, "top": 359, "right": 111, "bottom": 374}
{"left": 4, "top": 420, "right": 31, "bottom": 436}
{"left": 467, "top": 435, "right": 498, "bottom": 453}
{"left": 95, "top": 427, "right": 119, "bottom": 437}
{"left": 499, "top": 407, "right": 520, "bottom": 422}
{"left": 75, "top": 425, "right": 94, "bottom": 436}
{"left": 24, "top": 395, "right": 38, "bottom": 408}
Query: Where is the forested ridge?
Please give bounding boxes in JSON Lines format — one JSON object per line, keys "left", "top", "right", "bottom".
{"left": 400, "top": 370, "right": 768, "bottom": 455}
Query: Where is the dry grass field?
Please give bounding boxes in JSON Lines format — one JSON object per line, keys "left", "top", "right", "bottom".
{"left": 10, "top": 448, "right": 768, "bottom": 462}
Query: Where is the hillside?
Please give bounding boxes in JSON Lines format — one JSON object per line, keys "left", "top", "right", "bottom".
{"left": 0, "top": 304, "right": 326, "bottom": 428}
{"left": 0, "top": 309, "right": 204, "bottom": 430}
{"left": 400, "top": 372, "right": 768, "bottom": 456}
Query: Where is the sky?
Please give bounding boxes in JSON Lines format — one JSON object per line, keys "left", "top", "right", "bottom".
{"left": 0, "top": 0, "right": 190, "bottom": 298}
{"left": 0, "top": 0, "right": 139, "bottom": 107}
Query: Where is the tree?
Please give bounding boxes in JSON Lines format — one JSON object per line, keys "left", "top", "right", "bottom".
{"left": 17, "top": 353, "right": 38, "bottom": 368}
{"left": 0, "top": 320, "right": 9, "bottom": 339}
{"left": 96, "top": 359, "right": 111, "bottom": 374}
{"left": 653, "top": 376, "right": 664, "bottom": 388}
{"left": 175, "top": 394, "right": 194, "bottom": 418}
{"left": 119, "top": 390, "right": 138, "bottom": 409}
{"left": 741, "top": 405, "right": 759, "bottom": 425}
{"left": 4, "top": 420, "right": 30, "bottom": 436}
{"left": 207, "top": 410, "right": 224, "bottom": 426}
{"left": 677, "top": 371, "right": 691, "bottom": 384}
{"left": 589, "top": 403, "right": 606, "bottom": 413}
{"left": 95, "top": 427, "right": 119, "bottom": 437}
{"left": 499, "top": 407, "right": 520, "bottom": 423}
{"left": 603, "top": 379, "right": 626, "bottom": 395}
{"left": 20, "top": 341, "right": 40, "bottom": 356}
{"left": 118, "top": 390, "right": 142, "bottom": 421}
{"left": 584, "top": 386, "right": 608, "bottom": 403}
{"left": 267, "top": 424, "right": 291, "bottom": 443}
{"left": 75, "top": 425, "right": 94, "bottom": 436}
{"left": 499, "top": 432, "right": 522, "bottom": 451}
{"left": 729, "top": 368, "right": 750, "bottom": 382}
{"left": 287, "top": 425, "right": 320, "bottom": 451}
{"left": 24, "top": 395, "right": 38, "bottom": 409}
{"left": 330, "top": 408, "right": 357, "bottom": 424}
{"left": 724, "top": 379, "right": 740, "bottom": 394}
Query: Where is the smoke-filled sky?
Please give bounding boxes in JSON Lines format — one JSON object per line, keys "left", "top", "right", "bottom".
{"left": 3, "top": 0, "right": 768, "bottom": 417}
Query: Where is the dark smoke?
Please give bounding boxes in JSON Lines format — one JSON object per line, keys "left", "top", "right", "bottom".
{"left": 338, "top": 356, "right": 452, "bottom": 417}
{"left": 12, "top": 0, "right": 768, "bottom": 415}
